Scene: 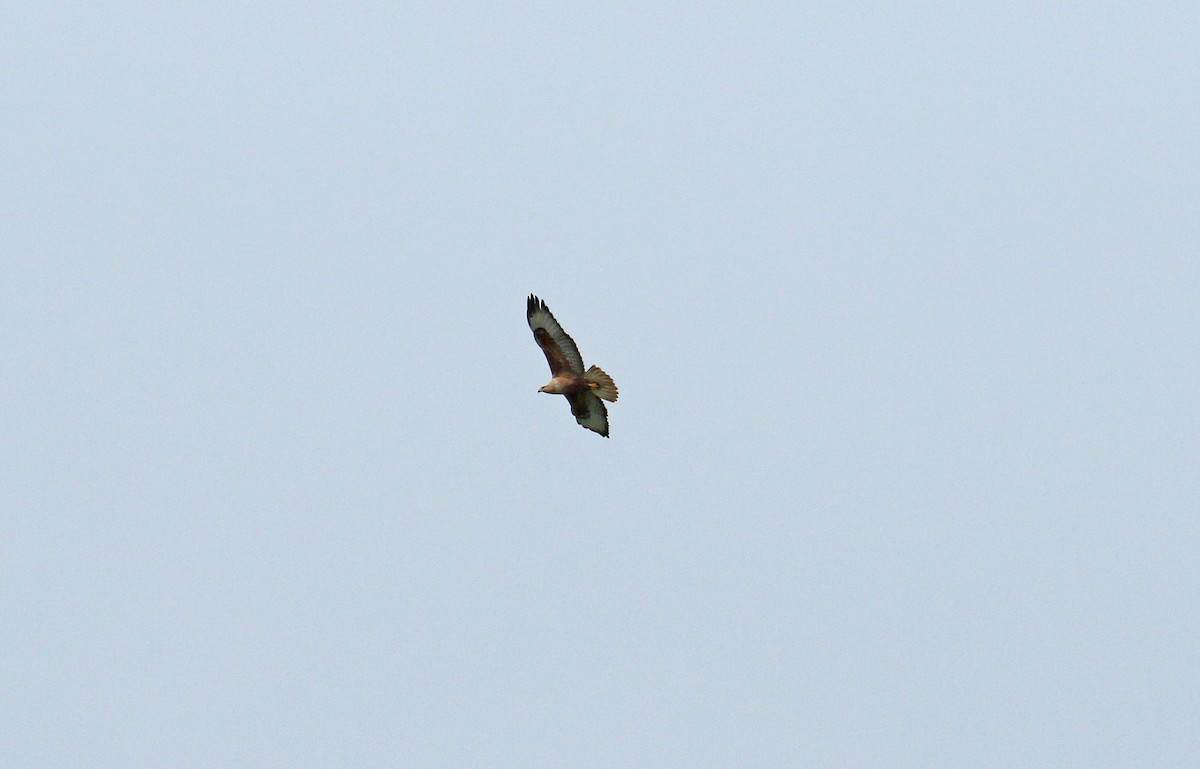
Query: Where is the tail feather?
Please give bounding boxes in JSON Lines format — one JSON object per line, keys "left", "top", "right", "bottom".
{"left": 584, "top": 365, "right": 618, "bottom": 402}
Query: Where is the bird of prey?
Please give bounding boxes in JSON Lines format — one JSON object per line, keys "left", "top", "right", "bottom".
{"left": 526, "top": 294, "right": 618, "bottom": 437}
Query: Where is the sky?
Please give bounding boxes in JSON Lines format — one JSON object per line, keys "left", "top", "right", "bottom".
{"left": 2, "top": 2, "right": 1198, "bottom": 767}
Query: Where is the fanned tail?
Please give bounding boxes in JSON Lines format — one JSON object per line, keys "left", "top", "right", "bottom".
{"left": 584, "top": 365, "right": 618, "bottom": 402}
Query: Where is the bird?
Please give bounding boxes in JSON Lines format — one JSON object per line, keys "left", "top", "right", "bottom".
{"left": 526, "top": 294, "right": 618, "bottom": 437}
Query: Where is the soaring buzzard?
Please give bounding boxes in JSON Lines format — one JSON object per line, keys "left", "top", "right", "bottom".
{"left": 527, "top": 294, "right": 618, "bottom": 437}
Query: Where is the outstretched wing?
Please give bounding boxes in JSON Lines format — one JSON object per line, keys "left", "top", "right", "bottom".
{"left": 527, "top": 294, "right": 585, "bottom": 376}
{"left": 566, "top": 391, "right": 609, "bottom": 437}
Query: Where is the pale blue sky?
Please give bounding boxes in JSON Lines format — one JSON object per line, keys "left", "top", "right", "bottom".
{"left": 3, "top": 3, "right": 1198, "bottom": 767}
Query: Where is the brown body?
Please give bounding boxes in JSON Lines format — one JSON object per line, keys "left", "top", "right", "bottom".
{"left": 539, "top": 373, "right": 588, "bottom": 395}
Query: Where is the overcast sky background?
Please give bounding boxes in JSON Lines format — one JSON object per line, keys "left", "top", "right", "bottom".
{"left": 3, "top": 3, "right": 1198, "bottom": 767}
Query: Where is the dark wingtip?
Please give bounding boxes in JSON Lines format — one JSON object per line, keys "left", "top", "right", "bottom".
{"left": 526, "top": 294, "right": 547, "bottom": 320}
